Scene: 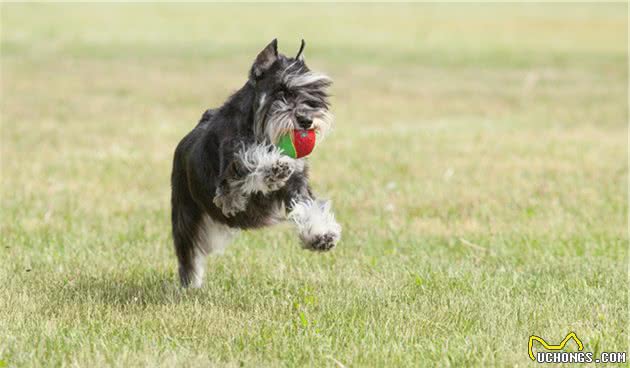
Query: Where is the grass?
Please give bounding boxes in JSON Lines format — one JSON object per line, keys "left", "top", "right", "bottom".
{"left": 1, "top": 3, "right": 627, "bottom": 367}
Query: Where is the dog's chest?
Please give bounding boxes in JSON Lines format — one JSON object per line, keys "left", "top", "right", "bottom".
{"left": 222, "top": 195, "right": 286, "bottom": 229}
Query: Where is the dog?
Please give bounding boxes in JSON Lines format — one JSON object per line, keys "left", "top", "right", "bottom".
{"left": 170, "top": 39, "right": 341, "bottom": 288}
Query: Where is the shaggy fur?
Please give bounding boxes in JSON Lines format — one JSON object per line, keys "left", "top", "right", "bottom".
{"left": 171, "top": 39, "right": 341, "bottom": 287}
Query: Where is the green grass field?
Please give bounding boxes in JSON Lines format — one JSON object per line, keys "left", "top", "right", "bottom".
{"left": 1, "top": 3, "right": 627, "bottom": 367}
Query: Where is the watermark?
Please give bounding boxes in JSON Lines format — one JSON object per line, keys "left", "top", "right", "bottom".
{"left": 528, "top": 332, "right": 626, "bottom": 364}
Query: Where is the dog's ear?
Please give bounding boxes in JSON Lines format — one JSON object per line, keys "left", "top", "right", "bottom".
{"left": 251, "top": 38, "right": 278, "bottom": 79}
{"left": 295, "top": 39, "right": 305, "bottom": 61}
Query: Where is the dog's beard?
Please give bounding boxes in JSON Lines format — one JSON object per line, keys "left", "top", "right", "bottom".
{"left": 310, "top": 110, "right": 333, "bottom": 140}
{"left": 256, "top": 104, "right": 333, "bottom": 145}
{"left": 255, "top": 101, "right": 293, "bottom": 144}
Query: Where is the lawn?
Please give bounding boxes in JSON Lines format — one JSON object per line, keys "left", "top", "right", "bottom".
{"left": 1, "top": 3, "right": 627, "bottom": 367}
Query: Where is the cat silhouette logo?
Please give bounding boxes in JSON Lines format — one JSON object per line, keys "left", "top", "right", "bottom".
{"left": 528, "top": 332, "right": 584, "bottom": 361}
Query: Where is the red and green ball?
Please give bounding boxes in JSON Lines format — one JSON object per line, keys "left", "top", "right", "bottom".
{"left": 276, "top": 129, "right": 318, "bottom": 159}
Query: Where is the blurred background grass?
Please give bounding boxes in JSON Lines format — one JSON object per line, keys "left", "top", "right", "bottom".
{"left": 1, "top": 3, "right": 627, "bottom": 367}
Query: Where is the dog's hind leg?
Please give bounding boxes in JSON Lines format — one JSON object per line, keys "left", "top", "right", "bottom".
{"left": 172, "top": 200, "right": 204, "bottom": 288}
{"left": 172, "top": 200, "right": 235, "bottom": 288}
{"left": 172, "top": 207, "right": 235, "bottom": 288}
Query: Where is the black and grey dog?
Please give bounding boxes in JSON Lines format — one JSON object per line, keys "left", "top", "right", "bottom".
{"left": 171, "top": 39, "right": 341, "bottom": 287}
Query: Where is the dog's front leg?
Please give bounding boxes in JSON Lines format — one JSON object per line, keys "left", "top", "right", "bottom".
{"left": 213, "top": 143, "right": 297, "bottom": 217}
{"left": 286, "top": 187, "right": 341, "bottom": 252}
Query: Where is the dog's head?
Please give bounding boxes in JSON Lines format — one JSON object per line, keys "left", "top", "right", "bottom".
{"left": 249, "top": 39, "right": 333, "bottom": 144}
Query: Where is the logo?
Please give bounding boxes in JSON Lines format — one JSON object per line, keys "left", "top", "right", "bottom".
{"left": 528, "top": 332, "right": 626, "bottom": 364}
{"left": 528, "top": 332, "right": 583, "bottom": 361}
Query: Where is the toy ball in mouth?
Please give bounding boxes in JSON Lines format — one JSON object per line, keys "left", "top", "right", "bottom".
{"left": 276, "top": 129, "right": 317, "bottom": 159}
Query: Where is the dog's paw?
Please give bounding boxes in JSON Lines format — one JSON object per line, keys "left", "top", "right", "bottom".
{"left": 213, "top": 189, "right": 247, "bottom": 217}
{"left": 301, "top": 231, "right": 340, "bottom": 252}
{"left": 263, "top": 157, "right": 295, "bottom": 191}
{"left": 290, "top": 199, "right": 341, "bottom": 252}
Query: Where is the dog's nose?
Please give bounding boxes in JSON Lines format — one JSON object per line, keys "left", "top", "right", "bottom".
{"left": 297, "top": 116, "right": 312, "bottom": 129}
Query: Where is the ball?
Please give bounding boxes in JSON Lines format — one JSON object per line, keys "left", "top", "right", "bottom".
{"left": 276, "top": 129, "right": 318, "bottom": 159}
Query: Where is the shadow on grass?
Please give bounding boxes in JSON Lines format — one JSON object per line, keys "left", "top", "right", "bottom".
{"left": 44, "top": 265, "right": 302, "bottom": 312}
{"left": 48, "top": 268, "right": 197, "bottom": 309}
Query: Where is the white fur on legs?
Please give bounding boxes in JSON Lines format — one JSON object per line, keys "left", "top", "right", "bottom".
{"left": 233, "top": 144, "right": 302, "bottom": 195}
{"left": 186, "top": 247, "right": 207, "bottom": 289}
{"left": 188, "top": 214, "right": 236, "bottom": 288}
{"left": 289, "top": 199, "right": 341, "bottom": 251}
{"left": 214, "top": 144, "right": 306, "bottom": 217}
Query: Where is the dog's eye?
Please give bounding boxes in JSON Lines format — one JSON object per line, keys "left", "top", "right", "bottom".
{"left": 304, "top": 101, "right": 321, "bottom": 109}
